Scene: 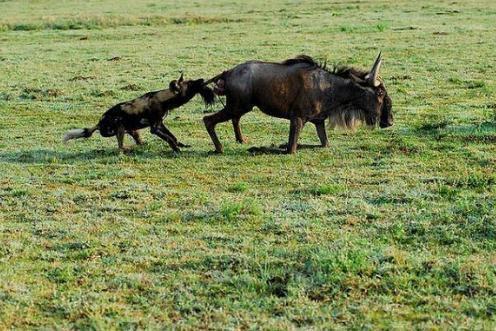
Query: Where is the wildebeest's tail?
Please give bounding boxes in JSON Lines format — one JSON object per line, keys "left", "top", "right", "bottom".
{"left": 202, "top": 71, "right": 227, "bottom": 86}
{"left": 63, "top": 124, "right": 99, "bottom": 142}
{"left": 199, "top": 85, "right": 215, "bottom": 106}
{"left": 203, "top": 71, "right": 228, "bottom": 96}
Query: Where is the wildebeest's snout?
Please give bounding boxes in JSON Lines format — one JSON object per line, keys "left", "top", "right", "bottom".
{"left": 379, "top": 94, "right": 393, "bottom": 128}
{"left": 379, "top": 120, "right": 393, "bottom": 128}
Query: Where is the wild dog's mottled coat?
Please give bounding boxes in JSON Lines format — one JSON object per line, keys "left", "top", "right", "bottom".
{"left": 64, "top": 74, "right": 215, "bottom": 152}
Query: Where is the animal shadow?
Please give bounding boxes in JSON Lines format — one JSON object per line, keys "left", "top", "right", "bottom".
{"left": 247, "top": 143, "right": 325, "bottom": 155}
{"left": 0, "top": 146, "right": 186, "bottom": 165}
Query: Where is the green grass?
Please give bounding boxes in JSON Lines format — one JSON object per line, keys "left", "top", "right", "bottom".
{"left": 1, "top": 0, "right": 495, "bottom": 329}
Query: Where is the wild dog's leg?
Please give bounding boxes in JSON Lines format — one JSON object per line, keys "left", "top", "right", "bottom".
{"left": 287, "top": 117, "right": 305, "bottom": 154}
{"left": 150, "top": 123, "right": 180, "bottom": 153}
{"left": 203, "top": 108, "right": 234, "bottom": 153}
{"left": 159, "top": 125, "right": 190, "bottom": 148}
{"left": 128, "top": 130, "right": 143, "bottom": 145}
{"left": 313, "top": 120, "right": 329, "bottom": 147}
{"left": 232, "top": 116, "right": 246, "bottom": 143}
{"left": 116, "top": 126, "right": 128, "bottom": 152}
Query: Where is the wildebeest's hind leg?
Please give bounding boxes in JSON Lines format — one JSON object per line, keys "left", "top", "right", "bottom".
{"left": 232, "top": 117, "right": 246, "bottom": 143}
{"left": 203, "top": 107, "right": 234, "bottom": 153}
{"left": 313, "top": 120, "right": 329, "bottom": 147}
{"left": 128, "top": 130, "right": 143, "bottom": 145}
{"left": 287, "top": 117, "right": 305, "bottom": 154}
{"left": 150, "top": 123, "right": 180, "bottom": 153}
{"left": 159, "top": 125, "right": 190, "bottom": 148}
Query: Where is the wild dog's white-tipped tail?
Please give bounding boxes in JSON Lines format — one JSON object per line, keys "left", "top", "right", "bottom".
{"left": 63, "top": 129, "right": 86, "bottom": 142}
{"left": 63, "top": 126, "right": 98, "bottom": 143}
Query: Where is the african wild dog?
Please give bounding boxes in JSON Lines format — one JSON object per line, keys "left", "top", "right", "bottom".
{"left": 63, "top": 74, "right": 215, "bottom": 152}
{"left": 203, "top": 52, "right": 393, "bottom": 154}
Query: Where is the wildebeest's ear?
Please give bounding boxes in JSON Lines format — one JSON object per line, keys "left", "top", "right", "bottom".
{"left": 169, "top": 80, "right": 180, "bottom": 93}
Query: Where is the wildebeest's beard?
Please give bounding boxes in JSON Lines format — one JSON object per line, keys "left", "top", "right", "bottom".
{"left": 328, "top": 103, "right": 367, "bottom": 130}
{"left": 327, "top": 83, "right": 383, "bottom": 130}
{"left": 330, "top": 53, "right": 393, "bottom": 130}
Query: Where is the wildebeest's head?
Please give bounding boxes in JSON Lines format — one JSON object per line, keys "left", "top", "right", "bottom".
{"left": 169, "top": 73, "right": 215, "bottom": 105}
{"left": 348, "top": 52, "right": 393, "bottom": 129}
{"left": 331, "top": 53, "right": 393, "bottom": 129}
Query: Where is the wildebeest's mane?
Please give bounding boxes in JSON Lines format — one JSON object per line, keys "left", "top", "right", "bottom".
{"left": 281, "top": 55, "right": 321, "bottom": 67}
{"left": 331, "top": 66, "right": 368, "bottom": 80}
{"left": 281, "top": 55, "right": 369, "bottom": 80}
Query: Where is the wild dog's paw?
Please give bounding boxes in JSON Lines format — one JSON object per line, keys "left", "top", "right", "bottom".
{"left": 119, "top": 147, "right": 132, "bottom": 154}
{"left": 177, "top": 142, "right": 191, "bottom": 148}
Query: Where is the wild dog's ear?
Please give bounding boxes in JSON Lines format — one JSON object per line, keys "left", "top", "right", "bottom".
{"left": 169, "top": 80, "right": 180, "bottom": 93}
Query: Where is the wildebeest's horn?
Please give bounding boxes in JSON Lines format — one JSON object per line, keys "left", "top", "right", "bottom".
{"left": 178, "top": 72, "right": 184, "bottom": 82}
{"left": 365, "top": 51, "right": 382, "bottom": 87}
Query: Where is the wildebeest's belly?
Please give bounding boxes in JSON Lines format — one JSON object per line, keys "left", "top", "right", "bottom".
{"left": 254, "top": 96, "right": 328, "bottom": 120}
{"left": 255, "top": 104, "right": 291, "bottom": 119}
{"left": 252, "top": 89, "right": 294, "bottom": 119}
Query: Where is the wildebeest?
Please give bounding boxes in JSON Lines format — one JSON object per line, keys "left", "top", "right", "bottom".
{"left": 64, "top": 74, "right": 215, "bottom": 152}
{"left": 203, "top": 52, "right": 393, "bottom": 154}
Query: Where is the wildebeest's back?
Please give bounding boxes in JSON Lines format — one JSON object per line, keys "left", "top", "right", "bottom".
{"left": 225, "top": 61, "right": 331, "bottom": 119}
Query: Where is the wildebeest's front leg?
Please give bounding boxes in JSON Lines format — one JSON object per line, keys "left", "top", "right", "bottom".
{"left": 313, "top": 120, "right": 329, "bottom": 147}
{"left": 150, "top": 123, "right": 180, "bottom": 153}
{"left": 287, "top": 117, "right": 305, "bottom": 154}
{"left": 203, "top": 108, "right": 234, "bottom": 153}
{"left": 279, "top": 119, "right": 328, "bottom": 150}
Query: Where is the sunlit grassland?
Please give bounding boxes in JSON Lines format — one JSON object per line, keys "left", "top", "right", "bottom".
{"left": 0, "top": 0, "right": 495, "bottom": 329}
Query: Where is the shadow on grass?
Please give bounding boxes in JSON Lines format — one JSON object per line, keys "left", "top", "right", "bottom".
{"left": 0, "top": 147, "right": 200, "bottom": 165}
{"left": 409, "top": 121, "right": 496, "bottom": 143}
{"left": 0, "top": 143, "right": 318, "bottom": 164}
{"left": 247, "top": 143, "right": 325, "bottom": 155}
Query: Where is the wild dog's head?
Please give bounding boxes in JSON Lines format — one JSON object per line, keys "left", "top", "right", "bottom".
{"left": 169, "top": 73, "right": 215, "bottom": 105}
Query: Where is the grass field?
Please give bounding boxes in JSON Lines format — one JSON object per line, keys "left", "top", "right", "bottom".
{"left": 1, "top": 0, "right": 495, "bottom": 329}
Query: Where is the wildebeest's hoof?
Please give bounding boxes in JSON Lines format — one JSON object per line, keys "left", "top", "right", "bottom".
{"left": 236, "top": 137, "right": 248, "bottom": 144}
{"left": 177, "top": 142, "right": 191, "bottom": 148}
{"left": 207, "top": 149, "right": 223, "bottom": 155}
